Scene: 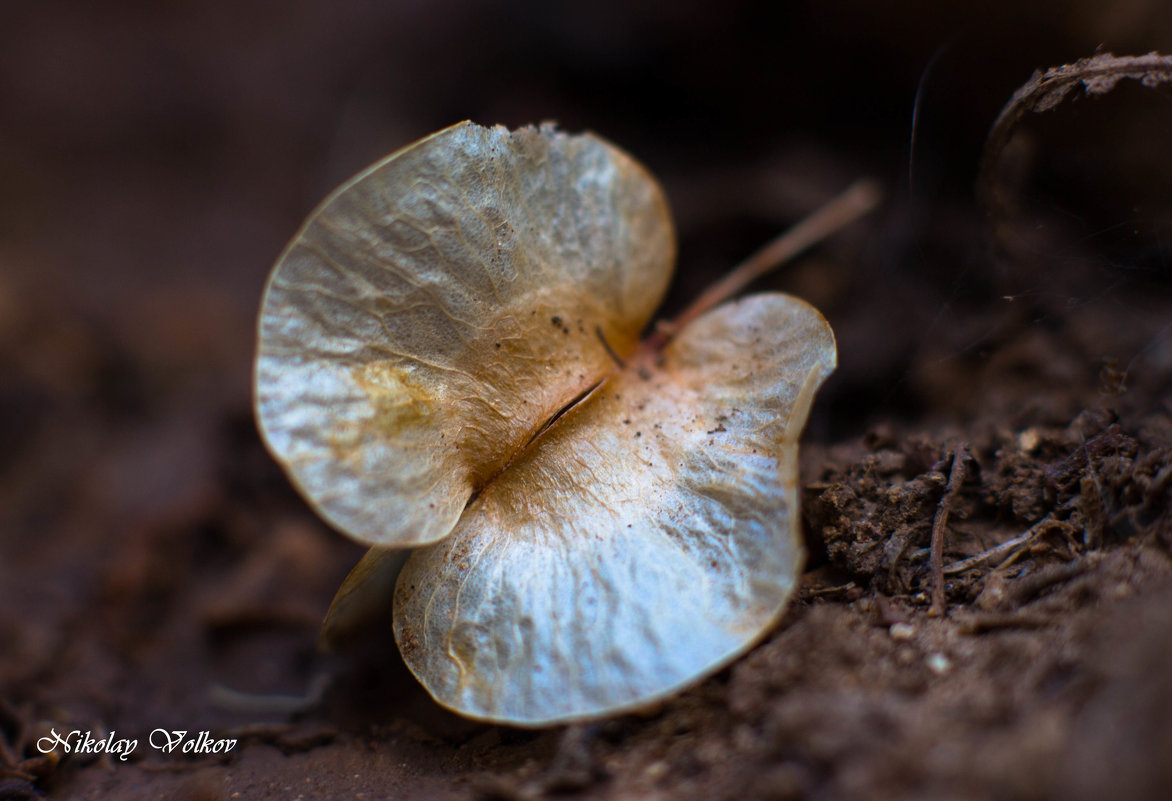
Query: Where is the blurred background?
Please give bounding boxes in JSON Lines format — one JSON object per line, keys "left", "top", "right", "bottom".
{"left": 2, "top": 0, "right": 1171, "bottom": 797}
{"left": 4, "top": 0, "right": 1171, "bottom": 435}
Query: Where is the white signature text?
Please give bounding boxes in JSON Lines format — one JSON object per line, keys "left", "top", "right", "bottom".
{"left": 36, "top": 728, "right": 238, "bottom": 762}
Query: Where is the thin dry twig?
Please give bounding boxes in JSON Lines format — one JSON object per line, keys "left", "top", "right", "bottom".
{"left": 647, "top": 178, "right": 882, "bottom": 349}
{"left": 958, "top": 612, "right": 1053, "bottom": 634}
{"left": 930, "top": 445, "right": 969, "bottom": 616}
{"left": 1006, "top": 558, "right": 1093, "bottom": 606}
{"left": 942, "top": 516, "right": 1064, "bottom": 575}
{"left": 804, "top": 581, "right": 859, "bottom": 599}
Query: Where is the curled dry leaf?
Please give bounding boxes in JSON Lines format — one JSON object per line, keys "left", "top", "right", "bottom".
{"left": 979, "top": 51, "right": 1172, "bottom": 221}
{"left": 255, "top": 121, "right": 837, "bottom": 725}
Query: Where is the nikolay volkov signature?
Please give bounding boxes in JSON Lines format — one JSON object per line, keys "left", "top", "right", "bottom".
{"left": 36, "top": 728, "right": 238, "bottom": 762}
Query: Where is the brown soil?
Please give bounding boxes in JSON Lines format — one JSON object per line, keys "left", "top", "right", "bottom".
{"left": 3, "top": 3, "right": 1172, "bottom": 800}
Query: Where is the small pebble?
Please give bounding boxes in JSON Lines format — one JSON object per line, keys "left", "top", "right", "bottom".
{"left": 889, "top": 622, "right": 916, "bottom": 641}
{"left": 926, "top": 653, "right": 952, "bottom": 676}
{"left": 1018, "top": 427, "right": 1041, "bottom": 453}
{"left": 644, "top": 761, "right": 669, "bottom": 781}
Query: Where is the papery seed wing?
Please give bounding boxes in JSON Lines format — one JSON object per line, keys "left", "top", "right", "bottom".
{"left": 255, "top": 122, "right": 674, "bottom": 548}
{"left": 319, "top": 547, "right": 407, "bottom": 651}
{"left": 393, "top": 293, "right": 836, "bottom": 725}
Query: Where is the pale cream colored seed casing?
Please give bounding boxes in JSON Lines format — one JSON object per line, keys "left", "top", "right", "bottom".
{"left": 255, "top": 121, "right": 836, "bottom": 726}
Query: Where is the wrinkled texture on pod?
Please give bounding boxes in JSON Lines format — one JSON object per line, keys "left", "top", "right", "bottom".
{"left": 394, "top": 293, "right": 835, "bottom": 725}
{"left": 255, "top": 121, "right": 674, "bottom": 549}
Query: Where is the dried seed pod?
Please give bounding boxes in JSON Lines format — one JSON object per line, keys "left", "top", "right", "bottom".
{"left": 255, "top": 121, "right": 836, "bottom": 725}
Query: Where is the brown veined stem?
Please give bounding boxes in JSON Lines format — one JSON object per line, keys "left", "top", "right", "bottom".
{"left": 640, "top": 178, "right": 883, "bottom": 355}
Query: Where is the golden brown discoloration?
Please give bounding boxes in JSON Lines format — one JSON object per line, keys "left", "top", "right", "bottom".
{"left": 355, "top": 361, "right": 436, "bottom": 435}
{"left": 322, "top": 363, "right": 437, "bottom": 462}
